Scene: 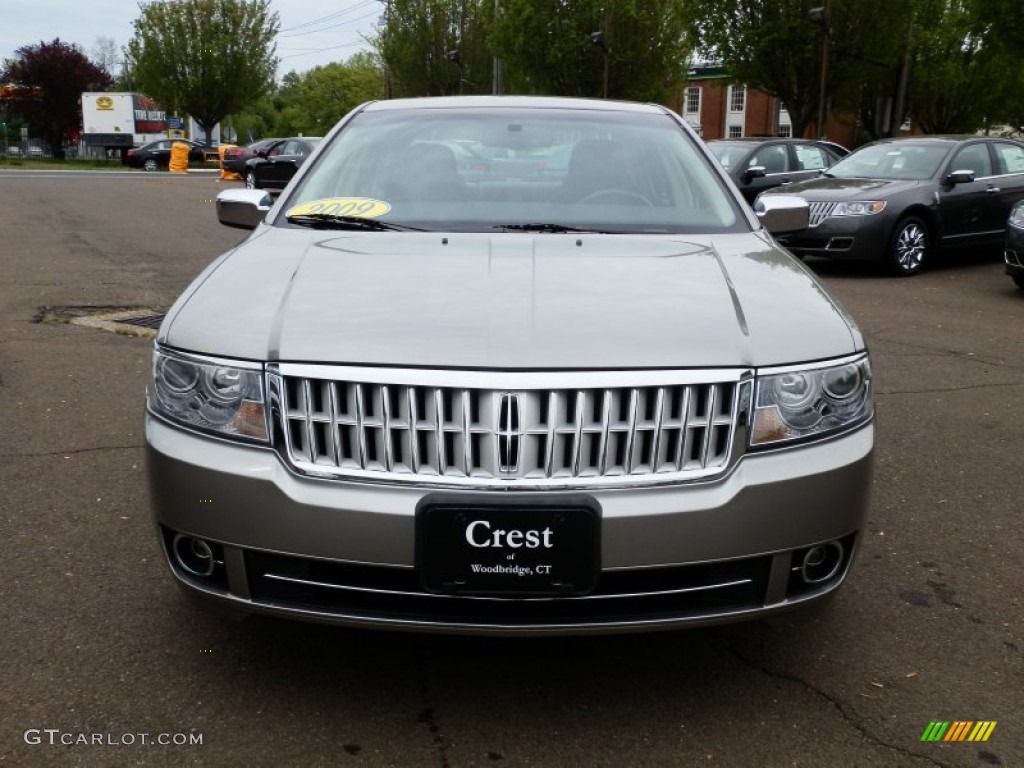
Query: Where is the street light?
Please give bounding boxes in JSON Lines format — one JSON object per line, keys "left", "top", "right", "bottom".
{"left": 446, "top": 49, "right": 464, "bottom": 95}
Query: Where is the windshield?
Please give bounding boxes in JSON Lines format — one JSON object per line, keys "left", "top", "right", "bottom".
{"left": 281, "top": 106, "right": 743, "bottom": 234}
{"left": 707, "top": 142, "right": 750, "bottom": 171}
{"left": 827, "top": 143, "right": 950, "bottom": 181}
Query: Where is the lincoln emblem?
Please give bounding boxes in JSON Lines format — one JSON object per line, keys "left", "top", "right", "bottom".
{"left": 496, "top": 393, "right": 521, "bottom": 473}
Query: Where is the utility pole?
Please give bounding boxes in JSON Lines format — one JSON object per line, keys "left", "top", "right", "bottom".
{"left": 492, "top": 0, "right": 504, "bottom": 95}
{"left": 590, "top": 7, "right": 611, "bottom": 100}
{"left": 889, "top": 19, "right": 913, "bottom": 137}
{"left": 379, "top": 0, "right": 392, "bottom": 99}
{"left": 809, "top": 1, "right": 832, "bottom": 139}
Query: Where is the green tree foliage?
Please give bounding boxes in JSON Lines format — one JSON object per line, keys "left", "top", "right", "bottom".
{"left": 0, "top": 39, "right": 113, "bottom": 156}
{"left": 373, "top": 0, "right": 492, "bottom": 97}
{"left": 274, "top": 53, "right": 384, "bottom": 135}
{"left": 688, "top": 0, "right": 914, "bottom": 139}
{"left": 487, "top": 0, "right": 690, "bottom": 102}
{"left": 905, "top": 0, "right": 1021, "bottom": 133}
{"left": 126, "top": 0, "right": 279, "bottom": 145}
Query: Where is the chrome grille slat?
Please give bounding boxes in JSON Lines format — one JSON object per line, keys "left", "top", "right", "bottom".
{"left": 433, "top": 388, "right": 445, "bottom": 475}
{"left": 278, "top": 370, "right": 746, "bottom": 488}
{"left": 327, "top": 381, "right": 342, "bottom": 467}
{"left": 571, "top": 390, "right": 585, "bottom": 477}
{"left": 674, "top": 386, "right": 691, "bottom": 471}
{"left": 808, "top": 201, "right": 836, "bottom": 228}
{"left": 354, "top": 383, "right": 367, "bottom": 469}
{"left": 302, "top": 379, "right": 316, "bottom": 464}
{"left": 649, "top": 387, "right": 666, "bottom": 472}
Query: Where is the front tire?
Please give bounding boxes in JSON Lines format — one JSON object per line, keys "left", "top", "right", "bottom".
{"left": 887, "top": 216, "right": 929, "bottom": 276}
{"left": 142, "top": 158, "right": 158, "bottom": 172}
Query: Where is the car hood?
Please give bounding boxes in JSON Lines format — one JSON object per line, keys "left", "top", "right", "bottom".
{"left": 161, "top": 228, "right": 863, "bottom": 369}
{"left": 765, "top": 176, "right": 923, "bottom": 200}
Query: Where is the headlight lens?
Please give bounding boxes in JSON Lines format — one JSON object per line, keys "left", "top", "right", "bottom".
{"left": 751, "top": 356, "right": 872, "bottom": 446}
{"left": 150, "top": 348, "right": 268, "bottom": 440}
{"left": 831, "top": 201, "right": 886, "bottom": 217}
{"left": 1009, "top": 202, "right": 1024, "bottom": 229}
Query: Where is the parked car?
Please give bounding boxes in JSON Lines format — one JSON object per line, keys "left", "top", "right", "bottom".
{"left": 243, "top": 137, "right": 322, "bottom": 190}
{"left": 126, "top": 139, "right": 208, "bottom": 171}
{"left": 147, "top": 96, "right": 874, "bottom": 635}
{"left": 1006, "top": 200, "right": 1024, "bottom": 289}
{"left": 760, "top": 136, "right": 1024, "bottom": 276}
{"left": 708, "top": 138, "right": 848, "bottom": 203}
{"left": 221, "top": 138, "right": 281, "bottom": 175}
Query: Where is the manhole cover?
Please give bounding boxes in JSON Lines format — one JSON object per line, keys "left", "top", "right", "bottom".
{"left": 35, "top": 306, "right": 167, "bottom": 338}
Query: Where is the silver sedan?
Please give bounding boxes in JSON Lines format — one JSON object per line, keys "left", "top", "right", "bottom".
{"left": 145, "top": 96, "right": 874, "bottom": 635}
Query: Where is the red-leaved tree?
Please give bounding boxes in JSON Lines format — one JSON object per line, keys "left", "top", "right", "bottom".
{"left": 1, "top": 39, "right": 113, "bottom": 157}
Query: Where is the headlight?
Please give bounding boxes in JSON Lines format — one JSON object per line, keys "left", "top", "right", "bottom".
{"left": 1009, "top": 202, "right": 1024, "bottom": 229}
{"left": 831, "top": 201, "right": 886, "bottom": 217}
{"left": 751, "top": 355, "right": 872, "bottom": 447}
{"left": 150, "top": 348, "right": 268, "bottom": 441}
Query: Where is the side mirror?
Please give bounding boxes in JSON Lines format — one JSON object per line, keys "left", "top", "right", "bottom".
{"left": 755, "top": 194, "right": 809, "bottom": 235}
{"left": 216, "top": 188, "right": 273, "bottom": 230}
{"left": 743, "top": 166, "right": 767, "bottom": 183}
{"left": 947, "top": 169, "right": 975, "bottom": 185}
{"left": 255, "top": 149, "right": 268, "bottom": 159}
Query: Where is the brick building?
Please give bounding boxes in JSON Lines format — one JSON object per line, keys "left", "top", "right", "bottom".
{"left": 680, "top": 64, "right": 857, "bottom": 148}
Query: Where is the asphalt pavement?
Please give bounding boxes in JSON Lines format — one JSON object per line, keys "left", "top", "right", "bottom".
{"left": 0, "top": 170, "right": 1021, "bottom": 767}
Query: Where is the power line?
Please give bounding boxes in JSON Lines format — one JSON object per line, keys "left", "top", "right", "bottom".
{"left": 277, "top": 2, "right": 378, "bottom": 36}
{"left": 279, "top": 40, "right": 368, "bottom": 60}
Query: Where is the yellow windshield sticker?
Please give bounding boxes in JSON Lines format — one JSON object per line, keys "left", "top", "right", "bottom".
{"left": 287, "top": 197, "right": 391, "bottom": 219}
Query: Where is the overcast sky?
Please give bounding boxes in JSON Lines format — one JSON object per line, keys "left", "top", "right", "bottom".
{"left": 1, "top": 0, "right": 382, "bottom": 78}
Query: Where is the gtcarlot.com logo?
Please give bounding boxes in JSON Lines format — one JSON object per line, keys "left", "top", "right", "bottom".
{"left": 920, "top": 721, "right": 997, "bottom": 743}
{"left": 24, "top": 729, "right": 203, "bottom": 747}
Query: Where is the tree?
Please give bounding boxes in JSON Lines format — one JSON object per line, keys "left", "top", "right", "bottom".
{"left": 373, "top": 0, "right": 492, "bottom": 97}
{"left": 275, "top": 53, "right": 383, "bottom": 136}
{"left": 0, "top": 39, "right": 112, "bottom": 157}
{"left": 687, "top": 0, "right": 913, "bottom": 139}
{"left": 91, "top": 36, "right": 122, "bottom": 79}
{"left": 487, "top": 0, "right": 691, "bottom": 103}
{"left": 904, "top": 0, "right": 1022, "bottom": 133}
{"left": 126, "top": 0, "right": 279, "bottom": 146}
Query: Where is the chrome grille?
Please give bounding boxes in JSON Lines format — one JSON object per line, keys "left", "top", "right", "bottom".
{"left": 271, "top": 366, "right": 750, "bottom": 488}
{"left": 808, "top": 201, "right": 837, "bottom": 227}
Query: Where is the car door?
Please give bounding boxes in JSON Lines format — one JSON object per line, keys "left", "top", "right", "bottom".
{"left": 738, "top": 143, "right": 792, "bottom": 203}
{"left": 265, "top": 140, "right": 304, "bottom": 187}
{"left": 937, "top": 141, "right": 998, "bottom": 245}
{"left": 152, "top": 140, "right": 172, "bottom": 165}
{"left": 989, "top": 141, "right": 1024, "bottom": 227}
{"left": 792, "top": 143, "right": 835, "bottom": 184}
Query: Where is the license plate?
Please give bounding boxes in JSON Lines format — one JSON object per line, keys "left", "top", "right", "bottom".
{"left": 417, "top": 502, "right": 600, "bottom": 596}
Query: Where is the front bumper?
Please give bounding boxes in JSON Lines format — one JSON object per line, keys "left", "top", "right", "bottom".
{"left": 778, "top": 215, "right": 890, "bottom": 262}
{"left": 146, "top": 414, "right": 874, "bottom": 635}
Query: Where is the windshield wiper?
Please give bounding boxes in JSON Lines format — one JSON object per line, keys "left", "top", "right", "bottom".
{"left": 286, "top": 213, "right": 423, "bottom": 231}
{"left": 495, "top": 223, "right": 614, "bottom": 234}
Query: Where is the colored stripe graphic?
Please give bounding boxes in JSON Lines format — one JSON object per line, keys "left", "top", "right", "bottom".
{"left": 921, "top": 722, "right": 949, "bottom": 742}
{"left": 968, "top": 722, "right": 997, "bottom": 742}
{"left": 920, "top": 721, "right": 996, "bottom": 742}
{"left": 944, "top": 721, "right": 972, "bottom": 741}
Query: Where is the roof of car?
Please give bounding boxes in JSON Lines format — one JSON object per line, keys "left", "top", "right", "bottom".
{"left": 362, "top": 95, "right": 670, "bottom": 114}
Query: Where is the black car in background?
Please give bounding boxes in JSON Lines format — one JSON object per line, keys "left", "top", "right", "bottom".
{"left": 126, "top": 139, "right": 207, "bottom": 171}
{"left": 243, "top": 137, "right": 322, "bottom": 190}
{"left": 221, "top": 138, "right": 281, "bottom": 175}
{"left": 1006, "top": 200, "right": 1024, "bottom": 289}
{"left": 760, "top": 136, "right": 1024, "bottom": 276}
{"left": 708, "top": 138, "right": 848, "bottom": 203}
